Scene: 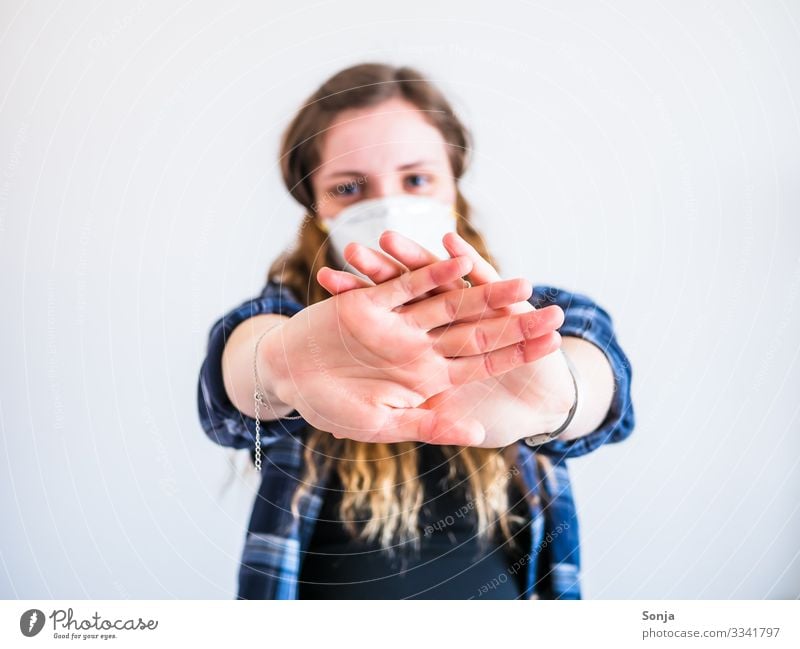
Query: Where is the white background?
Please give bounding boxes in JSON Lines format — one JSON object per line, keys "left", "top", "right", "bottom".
{"left": 1, "top": 0, "right": 798, "bottom": 599}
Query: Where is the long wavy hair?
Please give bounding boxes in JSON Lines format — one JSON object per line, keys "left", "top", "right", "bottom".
{"left": 247, "top": 62, "right": 550, "bottom": 553}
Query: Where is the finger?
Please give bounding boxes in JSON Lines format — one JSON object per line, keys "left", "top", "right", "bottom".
{"left": 317, "top": 266, "right": 374, "bottom": 295}
{"left": 430, "top": 305, "right": 565, "bottom": 356}
{"left": 445, "top": 331, "right": 562, "bottom": 385}
{"left": 442, "top": 231, "right": 502, "bottom": 285}
{"left": 380, "top": 407, "right": 486, "bottom": 446}
{"left": 368, "top": 255, "right": 473, "bottom": 309}
{"left": 379, "top": 230, "right": 470, "bottom": 294}
{"left": 342, "top": 241, "right": 408, "bottom": 284}
{"left": 443, "top": 232, "right": 539, "bottom": 317}
{"left": 397, "top": 277, "right": 533, "bottom": 331}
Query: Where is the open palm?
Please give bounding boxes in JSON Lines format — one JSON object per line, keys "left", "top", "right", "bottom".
{"left": 317, "top": 231, "right": 577, "bottom": 447}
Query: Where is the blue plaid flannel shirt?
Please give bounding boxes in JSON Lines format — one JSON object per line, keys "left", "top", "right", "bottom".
{"left": 197, "top": 280, "right": 635, "bottom": 599}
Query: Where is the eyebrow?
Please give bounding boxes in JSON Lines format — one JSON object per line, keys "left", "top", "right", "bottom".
{"left": 320, "top": 160, "right": 434, "bottom": 181}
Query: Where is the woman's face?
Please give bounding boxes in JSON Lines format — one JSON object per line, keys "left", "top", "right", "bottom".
{"left": 311, "top": 97, "right": 457, "bottom": 219}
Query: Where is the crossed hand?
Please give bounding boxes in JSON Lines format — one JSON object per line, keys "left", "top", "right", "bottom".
{"left": 263, "top": 231, "right": 574, "bottom": 448}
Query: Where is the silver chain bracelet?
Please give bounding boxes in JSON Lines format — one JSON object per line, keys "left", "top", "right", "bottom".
{"left": 253, "top": 322, "right": 303, "bottom": 471}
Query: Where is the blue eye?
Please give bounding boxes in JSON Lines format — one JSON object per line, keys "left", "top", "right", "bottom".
{"left": 405, "top": 173, "right": 432, "bottom": 189}
{"left": 335, "top": 181, "right": 360, "bottom": 196}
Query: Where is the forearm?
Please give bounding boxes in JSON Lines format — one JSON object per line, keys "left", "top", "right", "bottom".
{"left": 556, "top": 336, "right": 616, "bottom": 442}
{"left": 221, "top": 313, "right": 295, "bottom": 421}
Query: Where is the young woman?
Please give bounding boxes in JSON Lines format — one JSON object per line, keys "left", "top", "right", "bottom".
{"left": 197, "top": 63, "right": 635, "bottom": 600}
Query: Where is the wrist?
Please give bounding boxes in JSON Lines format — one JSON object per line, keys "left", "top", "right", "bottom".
{"left": 523, "top": 349, "right": 580, "bottom": 447}
{"left": 256, "top": 322, "right": 299, "bottom": 413}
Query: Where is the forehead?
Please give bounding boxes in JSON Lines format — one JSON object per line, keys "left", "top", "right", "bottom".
{"left": 318, "top": 98, "right": 451, "bottom": 173}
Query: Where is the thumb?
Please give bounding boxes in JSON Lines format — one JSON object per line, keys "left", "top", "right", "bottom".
{"left": 383, "top": 407, "right": 486, "bottom": 446}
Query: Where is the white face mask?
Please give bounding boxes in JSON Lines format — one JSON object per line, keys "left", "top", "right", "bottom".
{"left": 318, "top": 194, "right": 458, "bottom": 280}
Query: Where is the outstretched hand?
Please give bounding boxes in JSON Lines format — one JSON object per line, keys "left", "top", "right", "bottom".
{"left": 316, "top": 230, "right": 577, "bottom": 448}
{"left": 263, "top": 254, "right": 562, "bottom": 447}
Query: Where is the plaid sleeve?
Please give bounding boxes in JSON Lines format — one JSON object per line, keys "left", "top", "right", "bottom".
{"left": 527, "top": 285, "right": 635, "bottom": 460}
{"left": 197, "top": 280, "right": 307, "bottom": 450}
